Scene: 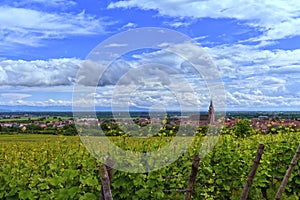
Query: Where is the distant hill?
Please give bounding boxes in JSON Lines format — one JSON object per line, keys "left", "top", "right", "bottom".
{"left": 0, "top": 105, "right": 149, "bottom": 112}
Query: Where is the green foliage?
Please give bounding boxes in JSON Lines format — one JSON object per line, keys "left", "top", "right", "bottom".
{"left": 0, "top": 130, "right": 300, "bottom": 199}
{"left": 234, "top": 119, "right": 252, "bottom": 138}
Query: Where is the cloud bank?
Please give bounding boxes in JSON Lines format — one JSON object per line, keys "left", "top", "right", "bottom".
{"left": 0, "top": 58, "right": 81, "bottom": 86}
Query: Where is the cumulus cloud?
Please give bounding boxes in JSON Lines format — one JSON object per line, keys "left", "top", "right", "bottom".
{"left": 73, "top": 41, "right": 225, "bottom": 110}
{"left": 89, "top": 41, "right": 299, "bottom": 110}
{"left": 0, "top": 98, "right": 73, "bottom": 107}
{"left": 226, "top": 90, "right": 300, "bottom": 111}
{"left": 205, "top": 44, "right": 300, "bottom": 79}
{"left": 77, "top": 59, "right": 133, "bottom": 87}
{"left": 0, "top": 58, "right": 81, "bottom": 86}
{"left": 2, "top": 43, "right": 298, "bottom": 110}
{"left": 201, "top": 43, "right": 300, "bottom": 109}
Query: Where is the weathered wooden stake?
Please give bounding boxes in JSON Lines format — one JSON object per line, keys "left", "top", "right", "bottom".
{"left": 275, "top": 144, "right": 300, "bottom": 200}
{"left": 185, "top": 154, "right": 201, "bottom": 200}
{"left": 106, "top": 157, "right": 115, "bottom": 186}
{"left": 100, "top": 157, "right": 114, "bottom": 200}
{"left": 240, "top": 144, "right": 264, "bottom": 200}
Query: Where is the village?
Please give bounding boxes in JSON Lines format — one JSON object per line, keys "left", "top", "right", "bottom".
{"left": 0, "top": 111, "right": 299, "bottom": 134}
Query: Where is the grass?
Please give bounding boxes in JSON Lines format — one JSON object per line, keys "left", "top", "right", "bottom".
{"left": 0, "top": 134, "right": 79, "bottom": 143}
{"left": 0, "top": 117, "right": 40, "bottom": 122}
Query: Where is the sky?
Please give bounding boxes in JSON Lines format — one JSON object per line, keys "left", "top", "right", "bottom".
{"left": 0, "top": 0, "right": 300, "bottom": 111}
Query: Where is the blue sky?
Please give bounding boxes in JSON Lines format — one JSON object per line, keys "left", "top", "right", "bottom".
{"left": 0, "top": 0, "right": 300, "bottom": 111}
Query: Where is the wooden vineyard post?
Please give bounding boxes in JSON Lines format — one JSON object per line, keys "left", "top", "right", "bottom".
{"left": 275, "top": 144, "right": 300, "bottom": 200}
{"left": 105, "top": 157, "right": 114, "bottom": 188}
{"left": 240, "top": 144, "right": 264, "bottom": 200}
{"left": 100, "top": 157, "right": 114, "bottom": 200}
{"left": 185, "top": 154, "right": 201, "bottom": 200}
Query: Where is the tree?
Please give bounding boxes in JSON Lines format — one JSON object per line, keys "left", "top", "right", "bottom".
{"left": 234, "top": 119, "right": 251, "bottom": 138}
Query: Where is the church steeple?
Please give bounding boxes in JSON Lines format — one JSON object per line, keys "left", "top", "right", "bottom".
{"left": 208, "top": 100, "right": 215, "bottom": 123}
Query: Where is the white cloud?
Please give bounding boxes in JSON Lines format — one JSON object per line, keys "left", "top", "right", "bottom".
{"left": 105, "top": 43, "right": 128, "bottom": 47}
{"left": 0, "top": 98, "right": 73, "bottom": 107}
{"left": 92, "top": 42, "right": 299, "bottom": 110}
{"left": 0, "top": 58, "right": 81, "bottom": 86}
{"left": 0, "top": 40, "right": 298, "bottom": 110}
{"left": 205, "top": 44, "right": 300, "bottom": 79}
{"left": 201, "top": 43, "right": 300, "bottom": 109}
{"left": 108, "top": 0, "right": 300, "bottom": 42}
{"left": 0, "top": 6, "right": 109, "bottom": 49}
{"left": 226, "top": 90, "right": 300, "bottom": 110}
{"left": 45, "top": 98, "right": 71, "bottom": 106}
{"left": 164, "top": 21, "right": 192, "bottom": 28}
{"left": 1, "top": 43, "right": 294, "bottom": 110}
{"left": 121, "top": 22, "right": 137, "bottom": 29}
{"left": 77, "top": 59, "right": 133, "bottom": 87}
{"left": 254, "top": 18, "right": 300, "bottom": 42}
{"left": 270, "top": 65, "right": 300, "bottom": 74}
{"left": 75, "top": 42, "right": 225, "bottom": 110}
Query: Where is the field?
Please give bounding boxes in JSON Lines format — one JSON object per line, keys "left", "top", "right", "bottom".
{"left": 0, "top": 116, "right": 72, "bottom": 123}
{"left": 1, "top": 132, "right": 300, "bottom": 199}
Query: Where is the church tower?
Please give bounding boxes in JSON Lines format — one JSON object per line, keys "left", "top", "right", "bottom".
{"left": 208, "top": 100, "right": 215, "bottom": 123}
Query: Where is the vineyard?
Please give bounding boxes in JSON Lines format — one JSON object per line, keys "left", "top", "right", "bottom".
{"left": 0, "top": 130, "right": 300, "bottom": 199}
